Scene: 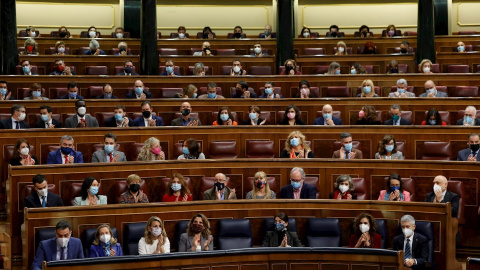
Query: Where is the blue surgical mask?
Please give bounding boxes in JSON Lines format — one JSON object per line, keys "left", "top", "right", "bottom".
{"left": 89, "top": 186, "right": 99, "bottom": 196}
{"left": 104, "top": 93, "right": 112, "bottom": 99}
{"left": 344, "top": 143, "right": 353, "bottom": 152}
{"left": 290, "top": 138, "right": 300, "bottom": 147}
{"left": 397, "top": 89, "right": 405, "bottom": 94}
{"left": 363, "top": 86, "right": 371, "bottom": 93}
{"left": 465, "top": 116, "right": 473, "bottom": 124}
{"left": 182, "top": 147, "right": 190, "bottom": 155}
{"left": 68, "top": 92, "right": 77, "bottom": 99}
{"left": 291, "top": 180, "right": 301, "bottom": 189}
{"left": 0, "top": 89, "right": 6, "bottom": 96}
{"left": 265, "top": 88, "right": 273, "bottom": 95}
{"left": 32, "top": 90, "right": 42, "bottom": 98}
{"left": 115, "top": 113, "right": 123, "bottom": 121}
{"left": 193, "top": 93, "right": 197, "bottom": 98}
{"left": 135, "top": 87, "right": 143, "bottom": 95}
{"left": 249, "top": 112, "right": 257, "bottom": 120}
{"left": 41, "top": 114, "right": 49, "bottom": 122}
{"left": 385, "top": 145, "right": 394, "bottom": 152}
{"left": 427, "top": 89, "right": 435, "bottom": 95}
{"left": 22, "top": 66, "right": 30, "bottom": 74}
{"left": 390, "top": 186, "right": 400, "bottom": 192}
{"left": 350, "top": 69, "right": 357, "bottom": 74}
{"left": 220, "top": 114, "right": 229, "bottom": 121}
{"left": 335, "top": 69, "right": 341, "bottom": 75}
{"left": 166, "top": 66, "right": 173, "bottom": 74}
{"left": 104, "top": 144, "right": 114, "bottom": 154}
{"left": 323, "top": 113, "right": 332, "bottom": 120}
{"left": 275, "top": 223, "right": 285, "bottom": 231}
{"left": 171, "top": 183, "right": 182, "bottom": 191}
{"left": 208, "top": 93, "right": 216, "bottom": 99}
{"left": 428, "top": 119, "right": 436, "bottom": 125}
{"left": 458, "top": 46, "right": 465, "bottom": 52}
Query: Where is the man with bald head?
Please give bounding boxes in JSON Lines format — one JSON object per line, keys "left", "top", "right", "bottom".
{"left": 314, "top": 104, "right": 343, "bottom": 125}
{"left": 125, "top": 80, "right": 152, "bottom": 99}
{"left": 425, "top": 175, "right": 459, "bottom": 217}
{"left": 171, "top": 102, "right": 201, "bottom": 126}
{"left": 419, "top": 80, "right": 448, "bottom": 97}
{"left": 280, "top": 167, "right": 317, "bottom": 199}
{"left": 260, "top": 24, "right": 273, "bottom": 39}
{"left": 203, "top": 173, "right": 236, "bottom": 200}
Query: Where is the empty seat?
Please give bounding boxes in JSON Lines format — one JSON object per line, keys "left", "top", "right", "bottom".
{"left": 221, "top": 66, "right": 232, "bottom": 75}
{"left": 122, "top": 222, "right": 146, "bottom": 255}
{"left": 159, "top": 48, "right": 178, "bottom": 55}
{"left": 217, "top": 219, "right": 252, "bottom": 250}
{"left": 216, "top": 49, "right": 236, "bottom": 55}
{"left": 314, "top": 65, "right": 329, "bottom": 74}
{"left": 363, "top": 65, "right": 374, "bottom": 74}
{"left": 246, "top": 140, "right": 274, "bottom": 158}
{"left": 78, "top": 47, "right": 90, "bottom": 55}
{"left": 85, "top": 66, "right": 108, "bottom": 75}
{"left": 457, "top": 31, "right": 478, "bottom": 35}
{"left": 160, "top": 88, "right": 182, "bottom": 98}
{"left": 400, "top": 111, "right": 413, "bottom": 123}
{"left": 420, "top": 142, "right": 452, "bottom": 160}
{"left": 454, "top": 86, "right": 479, "bottom": 97}
{"left": 306, "top": 218, "right": 341, "bottom": 247}
{"left": 447, "top": 65, "right": 469, "bottom": 73}
{"left": 48, "top": 88, "right": 68, "bottom": 99}
{"left": 403, "top": 31, "right": 417, "bottom": 36}
{"left": 326, "top": 86, "right": 350, "bottom": 97}
{"left": 85, "top": 86, "right": 103, "bottom": 98}
{"left": 447, "top": 180, "right": 465, "bottom": 222}
{"left": 81, "top": 227, "right": 118, "bottom": 257}
{"left": 303, "top": 176, "right": 320, "bottom": 199}
{"left": 209, "top": 141, "right": 237, "bottom": 159}
{"left": 249, "top": 66, "right": 272, "bottom": 75}
{"left": 352, "top": 178, "right": 367, "bottom": 200}
{"left": 304, "top": 48, "right": 325, "bottom": 55}
{"left": 375, "top": 219, "right": 387, "bottom": 248}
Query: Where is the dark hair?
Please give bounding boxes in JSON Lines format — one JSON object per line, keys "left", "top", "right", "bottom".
{"left": 88, "top": 26, "right": 96, "bottom": 32}
{"left": 75, "top": 99, "right": 85, "bottom": 108}
{"left": 386, "top": 173, "right": 403, "bottom": 192}
{"left": 425, "top": 108, "right": 443, "bottom": 125}
{"left": 202, "top": 26, "right": 213, "bottom": 38}
{"left": 33, "top": 174, "right": 46, "bottom": 185}
{"left": 265, "top": 81, "right": 274, "bottom": 87}
{"left": 353, "top": 212, "right": 377, "bottom": 236}
{"left": 167, "top": 173, "right": 191, "bottom": 196}
{"left": 141, "top": 100, "right": 151, "bottom": 108}
{"left": 124, "top": 60, "right": 133, "bottom": 66}
{"left": 13, "top": 138, "right": 30, "bottom": 160}
{"left": 115, "top": 27, "right": 124, "bottom": 32}
{"left": 378, "top": 134, "right": 397, "bottom": 155}
{"left": 359, "top": 25, "right": 370, "bottom": 33}
{"left": 207, "top": 82, "right": 217, "bottom": 89}
{"left": 217, "top": 106, "right": 234, "bottom": 125}
{"left": 299, "top": 80, "right": 310, "bottom": 89}
{"left": 21, "top": 60, "right": 31, "bottom": 66}
{"left": 56, "top": 220, "right": 72, "bottom": 231}
{"left": 178, "top": 26, "right": 186, "bottom": 32}
{"left": 11, "top": 104, "right": 25, "bottom": 115}
{"left": 340, "top": 132, "right": 351, "bottom": 140}
{"left": 80, "top": 176, "right": 98, "bottom": 200}
{"left": 330, "top": 25, "right": 339, "bottom": 32}
{"left": 401, "top": 41, "right": 410, "bottom": 47}
{"left": 353, "top": 63, "right": 367, "bottom": 74}
{"left": 275, "top": 212, "right": 289, "bottom": 229}
{"left": 281, "top": 104, "right": 301, "bottom": 123}
{"left": 67, "top": 81, "right": 77, "bottom": 89}
{"left": 114, "top": 104, "right": 126, "bottom": 112}
{"left": 238, "top": 81, "right": 248, "bottom": 91}
{"left": 184, "top": 138, "right": 200, "bottom": 158}
{"left": 362, "top": 105, "right": 378, "bottom": 123}
{"left": 40, "top": 105, "right": 52, "bottom": 113}
{"left": 301, "top": 27, "right": 311, "bottom": 35}
{"left": 232, "top": 59, "right": 242, "bottom": 65}
{"left": 0, "top": 80, "right": 7, "bottom": 85}
{"left": 249, "top": 106, "right": 260, "bottom": 114}
{"left": 29, "top": 83, "right": 41, "bottom": 93}
{"left": 104, "top": 132, "right": 117, "bottom": 142}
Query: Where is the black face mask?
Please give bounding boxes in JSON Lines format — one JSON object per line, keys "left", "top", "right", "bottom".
{"left": 203, "top": 47, "right": 210, "bottom": 53}
{"left": 470, "top": 144, "right": 480, "bottom": 152}
{"left": 366, "top": 49, "right": 374, "bottom": 54}
{"left": 181, "top": 109, "right": 190, "bottom": 116}
{"left": 362, "top": 31, "right": 368, "bottom": 37}
{"left": 390, "top": 69, "right": 399, "bottom": 74}
{"left": 331, "top": 32, "right": 338, "bottom": 37}
{"left": 285, "top": 65, "right": 294, "bottom": 73}
{"left": 400, "top": 48, "right": 408, "bottom": 54}
{"left": 215, "top": 182, "right": 225, "bottom": 191}
{"left": 130, "top": 184, "right": 140, "bottom": 193}
{"left": 234, "top": 32, "right": 242, "bottom": 38}
{"left": 142, "top": 111, "right": 151, "bottom": 118}
{"left": 59, "top": 31, "right": 67, "bottom": 38}
{"left": 203, "top": 33, "right": 209, "bottom": 39}
{"left": 119, "top": 47, "right": 127, "bottom": 52}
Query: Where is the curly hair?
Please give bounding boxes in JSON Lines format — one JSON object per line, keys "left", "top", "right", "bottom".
{"left": 284, "top": 130, "right": 310, "bottom": 152}
{"left": 377, "top": 134, "right": 397, "bottom": 156}
{"left": 167, "top": 173, "right": 191, "bottom": 196}
{"left": 353, "top": 212, "right": 377, "bottom": 236}
{"left": 137, "top": 137, "right": 161, "bottom": 161}
{"left": 362, "top": 105, "right": 378, "bottom": 123}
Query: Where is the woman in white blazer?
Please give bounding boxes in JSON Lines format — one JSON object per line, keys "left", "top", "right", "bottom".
{"left": 73, "top": 176, "right": 108, "bottom": 206}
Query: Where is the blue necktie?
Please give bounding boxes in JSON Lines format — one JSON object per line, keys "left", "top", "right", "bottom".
{"left": 60, "top": 246, "right": 66, "bottom": 260}
{"left": 42, "top": 196, "right": 46, "bottom": 207}
{"left": 15, "top": 121, "right": 19, "bottom": 129}
{"left": 404, "top": 238, "right": 412, "bottom": 259}
{"left": 345, "top": 152, "right": 349, "bottom": 159}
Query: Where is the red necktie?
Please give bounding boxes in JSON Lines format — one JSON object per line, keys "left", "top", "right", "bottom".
{"left": 64, "top": 155, "right": 69, "bottom": 164}
{"left": 109, "top": 153, "right": 113, "bottom": 162}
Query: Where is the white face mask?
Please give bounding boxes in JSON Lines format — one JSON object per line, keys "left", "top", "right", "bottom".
{"left": 338, "top": 47, "right": 345, "bottom": 53}
{"left": 100, "top": 234, "right": 111, "bottom": 244}
{"left": 18, "top": 112, "right": 26, "bottom": 121}
{"left": 89, "top": 31, "right": 96, "bottom": 38}
{"left": 339, "top": 185, "right": 349, "bottom": 193}
{"left": 403, "top": 228, "right": 413, "bottom": 238}
{"left": 433, "top": 184, "right": 442, "bottom": 193}
{"left": 233, "top": 66, "right": 241, "bottom": 73}
{"left": 423, "top": 67, "right": 430, "bottom": 73}
{"left": 152, "top": 227, "right": 162, "bottom": 237}
{"left": 178, "top": 33, "right": 185, "bottom": 39}
{"left": 303, "top": 32, "right": 310, "bottom": 38}
{"left": 37, "top": 188, "right": 48, "bottom": 197}
{"left": 359, "top": 224, "right": 370, "bottom": 233}
{"left": 20, "top": 147, "right": 29, "bottom": 156}
{"left": 254, "top": 47, "right": 262, "bottom": 54}
{"left": 30, "top": 32, "right": 36, "bottom": 37}
{"left": 57, "top": 237, "right": 70, "bottom": 248}
{"left": 116, "top": 33, "right": 123, "bottom": 39}
{"left": 77, "top": 107, "right": 86, "bottom": 116}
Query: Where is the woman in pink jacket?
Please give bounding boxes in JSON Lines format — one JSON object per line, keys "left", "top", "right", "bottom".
{"left": 378, "top": 173, "right": 411, "bottom": 201}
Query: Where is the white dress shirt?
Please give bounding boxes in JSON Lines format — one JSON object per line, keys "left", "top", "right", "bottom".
{"left": 138, "top": 237, "right": 170, "bottom": 255}
{"left": 56, "top": 241, "right": 68, "bottom": 260}
{"left": 403, "top": 232, "right": 417, "bottom": 264}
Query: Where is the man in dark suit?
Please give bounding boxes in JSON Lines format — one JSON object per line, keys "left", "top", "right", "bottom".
{"left": 0, "top": 104, "right": 30, "bottom": 129}
{"left": 105, "top": 104, "right": 134, "bottom": 127}
{"left": 20, "top": 59, "right": 39, "bottom": 75}
{"left": 96, "top": 84, "right": 118, "bottom": 99}
{"left": 203, "top": 173, "right": 237, "bottom": 200}
{"left": 332, "top": 132, "right": 363, "bottom": 159}
{"left": 133, "top": 101, "right": 164, "bottom": 127}
{"left": 24, "top": 174, "right": 64, "bottom": 208}
{"left": 384, "top": 104, "right": 412, "bottom": 125}
{"left": 34, "top": 105, "right": 63, "bottom": 128}
{"left": 393, "top": 215, "right": 429, "bottom": 270}
{"left": 425, "top": 175, "right": 459, "bottom": 217}
{"left": 280, "top": 167, "right": 317, "bottom": 199}
{"left": 91, "top": 132, "right": 127, "bottom": 162}
{"left": 59, "top": 81, "right": 84, "bottom": 99}
{"left": 314, "top": 104, "right": 343, "bottom": 126}
{"left": 125, "top": 79, "right": 152, "bottom": 99}
{"left": 457, "top": 132, "right": 480, "bottom": 161}
{"left": 47, "top": 135, "right": 84, "bottom": 164}
{"left": 49, "top": 59, "right": 75, "bottom": 76}
{"left": 32, "top": 220, "right": 84, "bottom": 270}
{"left": 171, "top": 102, "right": 202, "bottom": 126}
{"left": 231, "top": 81, "right": 256, "bottom": 98}
{"left": 159, "top": 59, "right": 180, "bottom": 76}
{"left": 0, "top": 80, "right": 15, "bottom": 100}
{"left": 419, "top": 80, "right": 448, "bottom": 97}
{"left": 116, "top": 60, "right": 139, "bottom": 76}
{"left": 64, "top": 100, "right": 99, "bottom": 128}
{"left": 456, "top": 106, "right": 480, "bottom": 126}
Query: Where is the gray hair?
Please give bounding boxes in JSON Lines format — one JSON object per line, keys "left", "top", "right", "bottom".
{"left": 89, "top": 39, "right": 100, "bottom": 50}
{"left": 117, "top": 41, "right": 127, "bottom": 48}
{"left": 390, "top": 104, "right": 401, "bottom": 111}
{"left": 193, "top": 62, "right": 205, "bottom": 75}
{"left": 396, "top": 79, "right": 408, "bottom": 87}
{"left": 466, "top": 106, "right": 477, "bottom": 115}
{"left": 60, "top": 135, "right": 74, "bottom": 144}
{"left": 340, "top": 132, "right": 351, "bottom": 140}
{"left": 290, "top": 167, "right": 305, "bottom": 179}
{"left": 334, "top": 175, "right": 354, "bottom": 192}
{"left": 400, "top": 214, "right": 415, "bottom": 225}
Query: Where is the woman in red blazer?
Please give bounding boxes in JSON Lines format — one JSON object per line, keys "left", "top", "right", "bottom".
{"left": 349, "top": 213, "right": 382, "bottom": 248}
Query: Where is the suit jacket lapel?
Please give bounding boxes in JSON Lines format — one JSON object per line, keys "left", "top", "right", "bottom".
{"left": 50, "top": 239, "right": 57, "bottom": 260}
{"left": 32, "top": 193, "right": 41, "bottom": 207}
{"left": 412, "top": 234, "right": 418, "bottom": 257}
{"left": 271, "top": 232, "right": 279, "bottom": 246}
{"left": 442, "top": 191, "right": 451, "bottom": 203}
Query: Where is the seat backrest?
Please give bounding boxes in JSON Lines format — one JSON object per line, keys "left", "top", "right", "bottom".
{"left": 159, "top": 87, "right": 182, "bottom": 98}
{"left": 415, "top": 221, "right": 434, "bottom": 264}
{"left": 159, "top": 48, "right": 178, "bottom": 55}
{"left": 122, "top": 222, "right": 146, "bottom": 255}
{"left": 306, "top": 218, "right": 341, "bottom": 247}
{"left": 35, "top": 228, "right": 56, "bottom": 253}
{"left": 363, "top": 65, "right": 374, "bottom": 74}
{"left": 420, "top": 142, "right": 452, "bottom": 160}
{"left": 216, "top": 49, "right": 236, "bottom": 55}
{"left": 403, "top": 31, "right": 417, "bottom": 36}
{"left": 249, "top": 66, "right": 272, "bottom": 75}
{"left": 85, "top": 66, "right": 109, "bottom": 75}
{"left": 114, "top": 65, "right": 136, "bottom": 75}
{"left": 85, "top": 86, "right": 104, "bottom": 98}
{"left": 209, "top": 140, "right": 237, "bottom": 159}
{"left": 375, "top": 219, "right": 387, "bottom": 248}
{"left": 447, "top": 65, "right": 469, "bottom": 73}
{"left": 174, "top": 220, "right": 190, "bottom": 251}
{"left": 304, "top": 48, "right": 325, "bottom": 55}
{"left": 246, "top": 140, "right": 274, "bottom": 158}
{"left": 303, "top": 176, "right": 320, "bottom": 199}
{"left": 447, "top": 180, "right": 464, "bottom": 221}
{"left": 454, "top": 86, "right": 479, "bottom": 97}
{"left": 217, "top": 219, "right": 252, "bottom": 250}
{"left": 326, "top": 86, "right": 351, "bottom": 97}
{"left": 352, "top": 178, "right": 367, "bottom": 200}
{"left": 401, "top": 111, "right": 413, "bottom": 123}
{"left": 81, "top": 227, "right": 118, "bottom": 257}
{"left": 95, "top": 112, "right": 115, "bottom": 127}
{"left": 114, "top": 179, "right": 147, "bottom": 203}
{"left": 314, "top": 65, "right": 329, "bottom": 74}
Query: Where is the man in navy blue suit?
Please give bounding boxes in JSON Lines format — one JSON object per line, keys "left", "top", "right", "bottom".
{"left": 159, "top": 59, "right": 180, "bottom": 76}
{"left": 59, "top": 81, "right": 84, "bottom": 100}
{"left": 457, "top": 132, "right": 480, "bottom": 161}
{"left": 384, "top": 104, "right": 412, "bottom": 126}
{"left": 133, "top": 101, "right": 164, "bottom": 127}
{"left": 24, "top": 174, "right": 63, "bottom": 208}
{"left": 47, "top": 135, "right": 84, "bottom": 164}
{"left": 0, "top": 104, "right": 30, "bottom": 129}
{"left": 125, "top": 80, "right": 152, "bottom": 99}
{"left": 280, "top": 167, "right": 317, "bottom": 199}
{"left": 0, "top": 80, "right": 15, "bottom": 100}
{"left": 32, "top": 220, "right": 84, "bottom": 270}
{"left": 96, "top": 84, "right": 118, "bottom": 99}
{"left": 314, "top": 104, "right": 343, "bottom": 126}
{"left": 393, "top": 215, "right": 429, "bottom": 270}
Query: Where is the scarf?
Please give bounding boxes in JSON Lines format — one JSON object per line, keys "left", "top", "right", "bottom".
{"left": 383, "top": 190, "right": 405, "bottom": 201}
{"left": 289, "top": 147, "right": 305, "bottom": 159}
{"left": 101, "top": 241, "right": 111, "bottom": 256}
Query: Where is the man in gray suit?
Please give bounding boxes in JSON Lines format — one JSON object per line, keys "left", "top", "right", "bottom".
{"left": 419, "top": 80, "right": 448, "bottom": 97}
{"left": 91, "top": 132, "right": 127, "bottom": 163}
{"left": 203, "top": 173, "right": 236, "bottom": 200}
{"left": 171, "top": 102, "right": 202, "bottom": 126}
{"left": 388, "top": 79, "right": 415, "bottom": 98}
{"left": 64, "top": 100, "right": 99, "bottom": 128}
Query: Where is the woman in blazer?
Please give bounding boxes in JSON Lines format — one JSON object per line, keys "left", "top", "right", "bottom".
{"left": 73, "top": 177, "right": 107, "bottom": 206}
{"left": 89, "top": 224, "right": 123, "bottom": 257}
{"left": 375, "top": 134, "right": 404, "bottom": 160}
{"left": 179, "top": 213, "right": 213, "bottom": 252}
{"left": 378, "top": 173, "right": 411, "bottom": 201}
{"left": 262, "top": 212, "right": 302, "bottom": 247}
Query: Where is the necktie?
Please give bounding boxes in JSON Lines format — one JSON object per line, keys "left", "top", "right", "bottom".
{"left": 404, "top": 238, "right": 412, "bottom": 259}
{"left": 345, "top": 152, "right": 349, "bottom": 159}
{"left": 15, "top": 121, "right": 19, "bottom": 129}
{"left": 42, "top": 196, "right": 46, "bottom": 207}
{"left": 60, "top": 246, "right": 66, "bottom": 260}
{"left": 109, "top": 153, "right": 113, "bottom": 162}
{"left": 64, "top": 155, "right": 69, "bottom": 164}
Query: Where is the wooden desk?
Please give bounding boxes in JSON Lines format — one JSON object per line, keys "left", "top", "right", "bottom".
{"left": 435, "top": 35, "right": 480, "bottom": 54}
{"left": 436, "top": 52, "right": 480, "bottom": 73}
{"left": 467, "top": 257, "right": 480, "bottom": 270}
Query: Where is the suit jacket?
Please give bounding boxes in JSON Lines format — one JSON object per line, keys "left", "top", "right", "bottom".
{"left": 96, "top": 94, "right": 119, "bottom": 99}
{"left": 313, "top": 116, "right": 343, "bottom": 125}
{"left": 24, "top": 191, "right": 64, "bottom": 208}
{"left": 125, "top": 91, "right": 152, "bottom": 99}
{"left": 388, "top": 91, "right": 416, "bottom": 97}
{"left": 47, "top": 149, "right": 84, "bottom": 164}
{"left": 104, "top": 116, "right": 134, "bottom": 127}
{"left": 332, "top": 148, "right": 363, "bottom": 159}
{"left": 425, "top": 190, "right": 459, "bottom": 217}
{"left": 89, "top": 243, "right": 123, "bottom": 257}
{"left": 231, "top": 91, "right": 257, "bottom": 98}
{"left": 32, "top": 237, "right": 84, "bottom": 270}
{"left": 262, "top": 230, "right": 302, "bottom": 247}
{"left": 375, "top": 151, "right": 404, "bottom": 159}
{"left": 197, "top": 94, "right": 225, "bottom": 99}
{"left": 178, "top": 233, "right": 214, "bottom": 252}
{"left": 393, "top": 233, "right": 429, "bottom": 270}
{"left": 83, "top": 49, "right": 106, "bottom": 55}
{"left": 242, "top": 118, "right": 268, "bottom": 125}
{"left": 171, "top": 116, "right": 202, "bottom": 126}
{"left": 91, "top": 150, "right": 127, "bottom": 163}
{"left": 419, "top": 91, "right": 448, "bottom": 97}
{"left": 0, "top": 119, "right": 30, "bottom": 129}
{"left": 384, "top": 118, "right": 412, "bottom": 125}
{"left": 34, "top": 118, "right": 63, "bottom": 128}
{"left": 73, "top": 195, "right": 108, "bottom": 206}
{"left": 116, "top": 71, "right": 139, "bottom": 76}
{"left": 203, "top": 186, "right": 237, "bottom": 200}
{"left": 160, "top": 71, "right": 181, "bottom": 76}
{"left": 64, "top": 114, "right": 99, "bottom": 128}
{"left": 457, "top": 148, "right": 480, "bottom": 161}
{"left": 133, "top": 115, "right": 164, "bottom": 127}
{"left": 456, "top": 118, "right": 480, "bottom": 126}
{"left": 279, "top": 183, "right": 317, "bottom": 199}
{"left": 58, "top": 94, "right": 84, "bottom": 100}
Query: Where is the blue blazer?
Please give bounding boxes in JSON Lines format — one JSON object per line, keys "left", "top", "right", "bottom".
{"left": 457, "top": 148, "right": 480, "bottom": 161}
{"left": 133, "top": 115, "right": 164, "bottom": 126}
{"left": 279, "top": 183, "right": 317, "bottom": 199}
{"left": 47, "top": 149, "right": 84, "bottom": 164}
{"left": 125, "top": 91, "right": 152, "bottom": 99}
{"left": 58, "top": 94, "right": 84, "bottom": 100}
{"left": 89, "top": 243, "right": 124, "bottom": 257}
{"left": 384, "top": 118, "right": 412, "bottom": 125}
{"left": 32, "top": 237, "right": 84, "bottom": 270}
{"left": 0, "top": 119, "right": 30, "bottom": 129}
{"left": 314, "top": 116, "right": 343, "bottom": 125}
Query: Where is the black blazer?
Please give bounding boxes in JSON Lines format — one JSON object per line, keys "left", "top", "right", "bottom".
{"left": 24, "top": 191, "right": 64, "bottom": 208}
{"left": 425, "top": 190, "right": 459, "bottom": 217}
{"left": 104, "top": 116, "right": 134, "bottom": 127}
{"left": 242, "top": 118, "right": 268, "bottom": 125}
{"left": 279, "top": 183, "right": 317, "bottom": 199}
{"left": 456, "top": 118, "right": 480, "bottom": 126}
{"left": 34, "top": 118, "right": 63, "bottom": 128}
{"left": 58, "top": 94, "right": 84, "bottom": 100}
{"left": 393, "top": 233, "right": 429, "bottom": 269}
{"left": 116, "top": 72, "right": 139, "bottom": 76}
{"left": 355, "top": 118, "right": 381, "bottom": 125}
{"left": 278, "top": 119, "right": 305, "bottom": 125}
{"left": 262, "top": 230, "right": 302, "bottom": 247}
{"left": 125, "top": 91, "right": 152, "bottom": 99}
{"left": 10, "top": 155, "right": 39, "bottom": 166}
{"left": 384, "top": 118, "right": 412, "bottom": 125}
{"left": 0, "top": 119, "right": 30, "bottom": 129}
{"left": 96, "top": 94, "right": 119, "bottom": 99}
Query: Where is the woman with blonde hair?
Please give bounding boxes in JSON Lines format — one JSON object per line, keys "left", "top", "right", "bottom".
{"left": 419, "top": 59, "right": 434, "bottom": 74}
{"left": 174, "top": 84, "right": 198, "bottom": 98}
{"left": 20, "top": 38, "right": 39, "bottom": 55}
{"left": 280, "top": 59, "right": 301, "bottom": 75}
{"left": 326, "top": 61, "right": 341, "bottom": 75}
{"left": 358, "top": 79, "right": 378, "bottom": 98}
{"left": 193, "top": 63, "right": 205, "bottom": 76}
{"left": 90, "top": 224, "right": 123, "bottom": 257}
{"left": 138, "top": 216, "right": 170, "bottom": 254}
{"left": 335, "top": 41, "right": 348, "bottom": 55}
{"left": 179, "top": 213, "right": 213, "bottom": 252}
{"left": 280, "top": 130, "right": 314, "bottom": 158}
{"left": 119, "top": 174, "right": 149, "bottom": 204}
{"left": 162, "top": 173, "right": 193, "bottom": 202}
{"left": 137, "top": 137, "right": 165, "bottom": 161}
{"left": 246, "top": 171, "right": 276, "bottom": 199}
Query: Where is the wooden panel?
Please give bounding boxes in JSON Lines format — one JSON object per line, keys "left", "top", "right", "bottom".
{"left": 321, "top": 265, "right": 348, "bottom": 270}
{"left": 290, "top": 263, "right": 318, "bottom": 270}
